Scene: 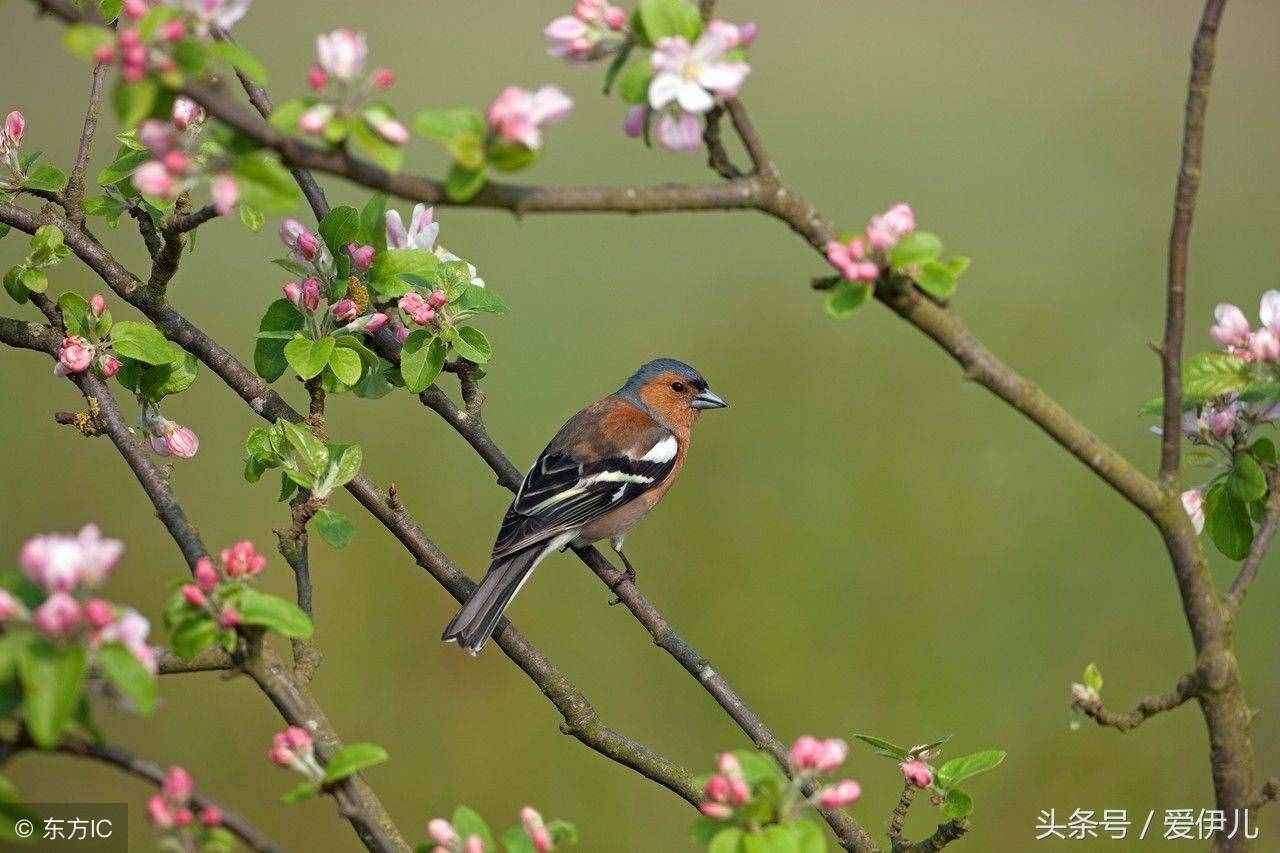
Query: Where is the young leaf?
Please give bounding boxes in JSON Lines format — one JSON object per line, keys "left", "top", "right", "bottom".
{"left": 321, "top": 742, "right": 388, "bottom": 783}
{"left": 790, "top": 821, "right": 826, "bottom": 853}
{"left": 313, "top": 507, "right": 355, "bottom": 549}
{"left": 1204, "top": 484, "right": 1254, "bottom": 561}
{"left": 853, "top": 733, "right": 910, "bottom": 761}
{"left": 207, "top": 40, "right": 267, "bottom": 84}
{"left": 254, "top": 299, "right": 306, "bottom": 381}
{"left": 914, "top": 260, "right": 958, "bottom": 300}
{"left": 94, "top": 641, "right": 157, "bottom": 715}
{"left": 638, "top": 0, "right": 702, "bottom": 42}
{"left": 453, "top": 326, "right": 493, "bottom": 363}
{"left": 1083, "top": 662, "right": 1103, "bottom": 693}
{"left": 824, "top": 281, "right": 870, "bottom": 319}
{"left": 318, "top": 205, "right": 362, "bottom": 257}
{"left": 413, "top": 107, "right": 484, "bottom": 143}
{"left": 617, "top": 59, "right": 655, "bottom": 105}
{"left": 110, "top": 320, "right": 172, "bottom": 364}
{"left": 486, "top": 142, "right": 537, "bottom": 173}
{"left": 132, "top": 343, "right": 199, "bottom": 401}
{"left": 445, "top": 164, "right": 487, "bottom": 203}
{"left": 400, "top": 330, "right": 446, "bottom": 393}
{"left": 232, "top": 588, "right": 314, "bottom": 639}
{"left": 937, "top": 750, "right": 1006, "bottom": 789}
{"left": 451, "top": 806, "right": 494, "bottom": 847}
{"left": 23, "top": 164, "right": 69, "bottom": 194}
{"left": 97, "top": 148, "right": 150, "bottom": 186}
{"left": 169, "top": 614, "right": 219, "bottom": 660}
{"left": 112, "top": 78, "right": 159, "bottom": 128}
{"left": 328, "top": 345, "right": 363, "bottom": 386}
{"left": 18, "top": 641, "right": 87, "bottom": 748}
{"left": 281, "top": 781, "right": 321, "bottom": 803}
{"left": 1227, "top": 452, "right": 1267, "bottom": 503}
{"left": 942, "top": 788, "right": 973, "bottom": 819}
{"left": 360, "top": 194, "right": 388, "bottom": 250}
{"left": 63, "top": 24, "right": 116, "bottom": 60}
{"left": 1183, "top": 352, "right": 1250, "bottom": 400}
{"left": 888, "top": 231, "right": 943, "bottom": 269}
{"left": 456, "top": 286, "right": 509, "bottom": 315}
{"left": 284, "top": 335, "right": 336, "bottom": 380}
{"left": 1250, "top": 437, "right": 1277, "bottom": 465}
{"left": 707, "top": 828, "right": 744, "bottom": 853}
{"left": 278, "top": 420, "right": 329, "bottom": 474}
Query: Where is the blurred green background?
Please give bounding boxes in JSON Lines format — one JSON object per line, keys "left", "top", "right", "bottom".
{"left": 2, "top": 1, "right": 1279, "bottom": 849}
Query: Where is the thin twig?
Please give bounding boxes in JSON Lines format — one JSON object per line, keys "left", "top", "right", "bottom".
{"left": 725, "top": 99, "right": 776, "bottom": 177}
{"left": 1071, "top": 674, "right": 1199, "bottom": 732}
{"left": 1158, "top": 0, "right": 1228, "bottom": 485}
{"left": 1226, "top": 468, "right": 1280, "bottom": 613}
{"left": 64, "top": 61, "right": 108, "bottom": 224}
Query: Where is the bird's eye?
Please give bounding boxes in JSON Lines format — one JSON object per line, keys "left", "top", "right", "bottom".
{"left": 670, "top": 381, "right": 687, "bottom": 393}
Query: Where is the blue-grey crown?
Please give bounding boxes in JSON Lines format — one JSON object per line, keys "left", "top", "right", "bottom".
{"left": 619, "top": 358, "right": 708, "bottom": 396}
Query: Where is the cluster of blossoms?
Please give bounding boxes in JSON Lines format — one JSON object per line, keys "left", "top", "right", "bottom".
{"left": 132, "top": 97, "right": 239, "bottom": 214}
{"left": 0, "top": 110, "right": 25, "bottom": 187}
{"left": 544, "top": 0, "right": 627, "bottom": 61}
{"left": 387, "top": 204, "right": 485, "bottom": 339}
{"left": 700, "top": 736, "right": 861, "bottom": 826}
{"left": 486, "top": 86, "right": 574, "bottom": 152}
{"left": 145, "top": 766, "right": 223, "bottom": 837}
{"left": 179, "top": 539, "right": 270, "bottom": 630}
{"left": 899, "top": 758, "right": 934, "bottom": 789}
{"left": 297, "top": 29, "right": 406, "bottom": 144}
{"left": 640, "top": 21, "right": 754, "bottom": 151}
{"left": 1209, "top": 292, "right": 1280, "bottom": 364}
{"left": 8, "top": 526, "right": 157, "bottom": 673}
{"left": 825, "top": 203, "right": 918, "bottom": 282}
{"left": 54, "top": 294, "right": 121, "bottom": 379}
{"left": 278, "top": 217, "right": 387, "bottom": 337}
{"left": 426, "top": 806, "right": 561, "bottom": 853}
{"left": 90, "top": 0, "right": 250, "bottom": 81}
{"left": 267, "top": 725, "right": 323, "bottom": 778}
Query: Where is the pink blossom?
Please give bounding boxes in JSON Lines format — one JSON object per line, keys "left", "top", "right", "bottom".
{"left": 93, "top": 352, "right": 116, "bottom": 377}
{"left": 121, "top": 0, "right": 147, "bottom": 19}
{"left": 427, "top": 289, "right": 448, "bottom": 309}
{"left": 0, "top": 591, "right": 27, "bottom": 622}
{"left": 520, "top": 807, "right": 552, "bottom": 853}
{"left": 716, "top": 752, "right": 741, "bottom": 777}
{"left": 138, "top": 120, "right": 176, "bottom": 156}
{"left": 218, "top": 607, "right": 241, "bottom": 629}
{"left": 704, "top": 774, "right": 731, "bottom": 802}
{"left": 463, "top": 836, "right": 484, "bottom": 853}
{"left": 427, "top": 819, "right": 458, "bottom": 847}
{"left": 395, "top": 324, "right": 410, "bottom": 344}
{"left": 162, "top": 424, "right": 200, "bottom": 459}
{"left": 147, "top": 793, "right": 174, "bottom": 829}
{"left": 96, "top": 608, "right": 156, "bottom": 673}
{"left": 399, "top": 293, "right": 436, "bottom": 326}
{"left": 706, "top": 19, "right": 757, "bottom": 49}
{"left": 331, "top": 299, "right": 359, "bottom": 322}
{"left": 365, "top": 110, "right": 409, "bottom": 145}
{"left": 372, "top": 68, "right": 395, "bottom": 90}
{"left": 89, "top": 293, "right": 107, "bottom": 318}
{"left": 866, "top": 203, "right": 916, "bottom": 251}
{"left": 160, "top": 18, "right": 186, "bottom": 42}
{"left": 84, "top": 598, "right": 114, "bottom": 629}
{"left": 211, "top": 175, "right": 239, "bottom": 215}
{"left": 3, "top": 110, "right": 24, "bottom": 150}
{"left": 132, "top": 161, "right": 177, "bottom": 199}
{"left": 385, "top": 204, "right": 438, "bottom": 251}
{"left": 729, "top": 777, "right": 750, "bottom": 805}
{"left": 162, "top": 151, "right": 191, "bottom": 174}
{"left": 1249, "top": 328, "right": 1280, "bottom": 363}
{"left": 1259, "top": 290, "right": 1280, "bottom": 332}
{"left": 315, "top": 29, "right": 367, "bottom": 81}
{"left": 171, "top": 97, "right": 205, "bottom": 131}
{"left": 194, "top": 557, "right": 219, "bottom": 593}
{"left": 623, "top": 105, "right": 646, "bottom": 138}
{"left": 347, "top": 243, "right": 375, "bottom": 271}
{"left": 545, "top": 0, "right": 627, "bottom": 62}
{"left": 162, "top": 766, "right": 193, "bottom": 803}
{"left": 789, "top": 735, "right": 846, "bottom": 772}
{"left": 362, "top": 312, "right": 388, "bottom": 334}
{"left": 181, "top": 584, "right": 207, "bottom": 608}
{"left": 280, "top": 218, "right": 324, "bottom": 264}
{"left": 33, "top": 591, "right": 83, "bottom": 637}
{"left": 820, "top": 779, "right": 862, "bottom": 808}
{"left": 487, "top": 86, "right": 573, "bottom": 150}
{"left": 302, "top": 278, "right": 322, "bottom": 312}
{"left": 184, "top": 0, "right": 250, "bottom": 36}
{"left": 56, "top": 336, "right": 95, "bottom": 375}
{"left": 307, "top": 64, "right": 328, "bottom": 93}
{"left": 93, "top": 45, "right": 116, "bottom": 64}
{"left": 20, "top": 524, "right": 123, "bottom": 591}
{"left": 815, "top": 738, "right": 848, "bottom": 771}
{"left": 282, "top": 281, "right": 304, "bottom": 308}
{"left": 654, "top": 110, "right": 701, "bottom": 152}
{"left": 173, "top": 808, "right": 193, "bottom": 828}
{"left": 1181, "top": 489, "right": 1205, "bottom": 535}
{"left": 1205, "top": 404, "right": 1237, "bottom": 439}
{"left": 826, "top": 238, "right": 880, "bottom": 282}
{"left": 699, "top": 802, "right": 732, "bottom": 819}
{"left": 649, "top": 31, "right": 750, "bottom": 114}
{"left": 298, "top": 103, "right": 335, "bottom": 135}
{"left": 200, "top": 806, "right": 223, "bottom": 828}
{"left": 899, "top": 759, "right": 933, "bottom": 788}
{"left": 221, "top": 539, "right": 266, "bottom": 578}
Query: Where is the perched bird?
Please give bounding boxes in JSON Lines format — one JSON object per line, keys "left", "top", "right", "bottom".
{"left": 442, "top": 358, "right": 728, "bottom": 654}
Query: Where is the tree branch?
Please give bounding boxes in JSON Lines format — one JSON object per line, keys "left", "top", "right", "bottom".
{"left": 1072, "top": 674, "right": 1199, "bottom": 732}
{"left": 1226, "top": 468, "right": 1280, "bottom": 614}
{"left": 64, "top": 61, "right": 108, "bottom": 225}
{"left": 1159, "top": 0, "right": 1228, "bottom": 485}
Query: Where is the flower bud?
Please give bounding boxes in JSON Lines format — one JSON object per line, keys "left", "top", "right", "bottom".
{"left": 316, "top": 29, "right": 368, "bottom": 81}
{"left": 819, "top": 779, "right": 862, "bottom": 808}
{"left": 97, "top": 353, "right": 122, "bottom": 378}
{"left": 89, "top": 293, "right": 107, "bottom": 318}
{"left": 729, "top": 778, "right": 750, "bottom": 805}
{"left": 200, "top": 806, "right": 223, "bottom": 828}
{"left": 331, "top": 299, "right": 359, "bottom": 322}
{"left": 427, "top": 819, "right": 458, "bottom": 847}
{"left": 307, "top": 64, "right": 328, "bottom": 93}
{"left": 698, "top": 802, "right": 732, "bottom": 820}
{"left": 132, "top": 161, "right": 176, "bottom": 199}
{"left": 716, "top": 752, "right": 741, "bottom": 777}
{"left": 181, "top": 584, "right": 207, "bottom": 608}
{"left": 348, "top": 244, "right": 375, "bottom": 271}
{"left": 816, "top": 738, "right": 847, "bottom": 771}
{"left": 395, "top": 324, "right": 410, "bottom": 343}
{"left": 463, "top": 836, "right": 484, "bottom": 853}
{"left": 373, "top": 68, "right": 395, "bottom": 90}
{"left": 84, "top": 598, "right": 114, "bottom": 629}
{"left": 622, "top": 105, "right": 646, "bottom": 138}
{"left": 604, "top": 5, "right": 627, "bottom": 29}
{"left": 218, "top": 607, "right": 241, "bottom": 628}
{"left": 122, "top": 0, "right": 147, "bottom": 20}
{"left": 520, "top": 807, "right": 552, "bottom": 853}
{"left": 194, "top": 557, "right": 219, "bottom": 593}
{"left": 211, "top": 175, "right": 239, "bottom": 215}
{"left": 283, "top": 281, "right": 304, "bottom": 308}
{"left": 221, "top": 539, "right": 266, "bottom": 578}
{"left": 92, "top": 44, "right": 116, "bottom": 64}
{"left": 297, "top": 231, "right": 321, "bottom": 261}
{"left": 363, "top": 312, "right": 388, "bottom": 333}
{"left": 162, "top": 151, "right": 191, "bottom": 175}
{"left": 1249, "top": 328, "right": 1280, "bottom": 362}
{"left": 164, "top": 425, "right": 199, "bottom": 459}
{"left": 117, "top": 28, "right": 141, "bottom": 48}
{"left": 427, "top": 289, "right": 448, "bottom": 309}
{"left": 147, "top": 793, "right": 174, "bottom": 829}
{"left": 704, "top": 775, "right": 731, "bottom": 803}
{"left": 738, "top": 22, "right": 758, "bottom": 45}
{"left": 1181, "top": 488, "right": 1205, "bottom": 535}
{"left": 159, "top": 18, "right": 186, "bottom": 42}
{"left": 173, "top": 807, "right": 193, "bottom": 828}
{"left": 162, "top": 766, "right": 194, "bottom": 803}
{"left": 899, "top": 759, "right": 933, "bottom": 789}
{"left": 284, "top": 726, "right": 312, "bottom": 750}
{"left": 302, "top": 278, "right": 322, "bottom": 312}
{"left": 33, "top": 591, "right": 83, "bottom": 638}
{"left": 399, "top": 292, "right": 436, "bottom": 326}
{"left": 171, "top": 97, "right": 205, "bottom": 131}
{"left": 56, "top": 336, "right": 95, "bottom": 375}
{"left": 1206, "top": 405, "right": 1237, "bottom": 439}
{"left": 298, "top": 103, "right": 336, "bottom": 135}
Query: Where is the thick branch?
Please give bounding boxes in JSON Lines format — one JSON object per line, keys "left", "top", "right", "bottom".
{"left": 157, "top": 647, "right": 234, "bottom": 674}
{"left": 1072, "top": 674, "right": 1199, "bottom": 732}
{"left": 1159, "top": 0, "right": 1227, "bottom": 484}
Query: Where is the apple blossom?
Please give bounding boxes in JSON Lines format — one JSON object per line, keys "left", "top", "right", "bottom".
{"left": 218, "top": 607, "right": 241, "bottom": 628}
{"left": 161, "top": 422, "right": 200, "bottom": 458}
{"left": 307, "top": 64, "right": 328, "bottom": 93}
{"left": 427, "top": 819, "right": 459, "bottom": 847}
{"left": 200, "top": 806, "right": 223, "bottom": 828}
{"left": 160, "top": 19, "right": 186, "bottom": 42}
{"left": 138, "top": 120, "right": 177, "bottom": 156}
{"left": 95, "top": 608, "right": 157, "bottom": 673}
{"left": 1249, "top": 328, "right": 1280, "bottom": 362}
{"left": 282, "top": 281, "right": 304, "bottom": 308}
{"left": 463, "top": 837, "right": 484, "bottom": 853}
{"left": 162, "top": 766, "right": 194, "bottom": 802}
{"left": 174, "top": 808, "right": 193, "bottom": 828}
{"left": 0, "top": 590, "right": 27, "bottom": 622}
{"left": 194, "top": 556, "right": 219, "bottom": 593}
{"left": 899, "top": 759, "right": 934, "bottom": 788}
{"left": 171, "top": 97, "right": 205, "bottom": 131}
{"left": 181, "top": 584, "right": 207, "bottom": 608}
{"left": 147, "top": 794, "right": 174, "bottom": 830}
{"left": 174, "top": 0, "right": 252, "bottom": 37}
{"left": 221, "top": 539, "right": 267, "bottom": 578}
{"left": 331, "top": 299, "right": 359, "bottom": 322}
{"left": 301, "top": 277, "right": 322, "bottom": 312}
{"left": 361, "top": 312, "right": 388, "bottom": 333}
{"left": 211, "top": 175, "right": 239, "bottom": 215}
{"left": 788, "top": 735, "right": 847, "bottom": 772}
{"left": 84, "top": 598, "right": 114, "bottom": 629}
{"left": 826, "top": 237, "right": 880, "bottom": 282}
{"left": 315, "top": 29, "right": 367, "bottom": 81}
{"left": 89, "top": 293, "right": 107, "bottom": 318}
{"left": 1182, "top": 489, "right": 1205, "bottom": 535}
{"left": 3, "top": 110, "right": 25, "bottom": 151}
{"left": 372, "top": 67, "right": 395, "bottom": 90}
{"left": 623, "top": 105, "right": 646, "bottom": 138}
{"left": 92, "top": 45, "right": 115, "bottom": 64}
{"left": 132, "top": 161, "right": 177, "bottom": 199}
{"left": 520, "top": 807, "right": 552, "bottom": 853}
{"left": 544, "top": 0, "right": 627, "bottom": 63}
{"left": 399, "top": 292, "right": 436, "bottom": 326}
{"left": 1259, "top": 290, "right": 1280, "bottom": 331}
{"left": 649, "top": 29, "right": 750, "bottom": 115}
{"left": 56, "top": 336, "right": 95, "bottom": 375}
{"left": 299, "top": 103, "right": 336, "bottom": 135}
{"left": 347, "top": 243, "right": 375, "bottom": 271}
{"left": 365, "top": 109, "right": 409, "bottom": 145}
{"left": 33, "top": 591, "right": 83, "bottom": 637}
{"left": 654, "top": 109, "right": 702, "bottom": 152}
{"left": 385, "top": 204, "right": 439, "bottom": 252}
{"left": 21, "top": 525, "right": 123, "bottom": 591}
{"left": 699, "top": 801, "right": 732, "bottom": 819}
{"left": 704, "top": 774, "right": 731, "bottom": 802}
{"left": 866, "top": 203, "right": 916, "bottom": 251}
{"left": 487, "top": 86, "right": 573, "bottom": 150}
{"left": 819, "top": 779, "right": 862, "bottom": 808}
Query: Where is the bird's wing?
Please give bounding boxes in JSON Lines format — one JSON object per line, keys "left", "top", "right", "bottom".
{"left": 492, "top": 405, "right": 678, "bottom": 558}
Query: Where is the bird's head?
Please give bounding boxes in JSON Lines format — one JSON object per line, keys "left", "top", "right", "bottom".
{"left": 621, "top": 358, "right": 728, "bottom": 429}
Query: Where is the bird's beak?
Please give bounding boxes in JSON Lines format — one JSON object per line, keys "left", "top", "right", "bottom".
{"left": 691, "top": 388, "right": 729, "bottom": 410}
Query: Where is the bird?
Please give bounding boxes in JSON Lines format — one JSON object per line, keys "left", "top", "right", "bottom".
{"left": 441, "top": 358, "right": 729, "bottom": 654}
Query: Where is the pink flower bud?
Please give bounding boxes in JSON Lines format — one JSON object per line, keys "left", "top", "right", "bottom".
{"left": 97, "top": 353, "right": 121, "bottom": 378}
{"left": 331, "top": 299, "right": 359, "bottom": 322}
{"left": 284, "top": 726, "right": 312, "bottom": 750}
{"left": 698, "top": 802, "right": 733, "bottom": 820}
{"left": 181, "top": 584, "right": 207, "bottom": 608}
{"left": 160, "top": 19, "right": 186, "bottom": 42}
{"left": 362, "top": 312, "right": 388, "bottom": 334}
{"left": 89, "top": 293, "right": 107, "bottom": 318}
{"left": 84, "top": 598, "right": 114, "bottom": 629}
{"left": 132, "top": 161, "right": 176, "bottom": 199}
{"left": 194, "top": 557, "right": 219, "bottom": 593}
{"left": 171, "top": 97, "right": 204, "bottom": 131}
{"left": 301, "top": 278, "right": 322, "bottom": 312}
{"left": 1181, "top": 488, "right": 1205, "bottom": 535}
{"left": 0, "top": 590, "right": 27, "bottom": 622}
{"left": 716, "top": 752, "right": 741, "bottom": 777}
{"left": 367, "top": 113, "right": 409, "bottom": 145}
{"left": 372, "top": 68, "right": 395, "bottom": 90}
{"left": 220, "top": 539, "right": 266, "bottom": 578}
{"left": 704, "top": 775, "right": 731, "bottom": 803}
{"left": 427, "top": 289, "right": 447, "bottom": 309}
{"left": 395, "top": 324, "right": 410, "bottom": 343}
{"left": 297, "top": 231, "right": 321, "bottom": 262}
{"left": 347, "top": 244, "right": 375, "bottom": 271}
{"left": 57, "top": 336, "right": 95, "bottom": 375}
{"left": 622, "top": 105, "right": 646, "bottom": 139}
{"left": 268, "top": 744, "right": 293, "bottom": 767}
{"left": 427, "top": 819, "right": 458, "bottom": 847}
{"left": 147, "top": 793, "right": 174, "bottom": 829}
{"left": 520, "top": 807, "right": 552, "bottom": 853}
{"left": 1249, "top": 328, "right": 1280, "bottom": 363}
{"left": 173, "top": 807, "right": 193, "bottom": 828}
{"left": 729, "top": 777, "right": 750, "bottom": 805}
{"left": 815, "top": 738, "right": 847, "bottom": 772}
{"left": 137, "top": 120, "right": 174, "bottom": 156}
{"left": 788, "top": 735, "right": 822, "bottom": 771}
{"left": 33, "top": 591, "right": 83, "bottom": 638}
{"left": 282, "top": 281, "right": 304, "bottom": 308}
{"left": 164, "top": 425, "right": 199, "bottom": 459}
{"left": 315, "top": 28, "right": 367, "bottom": 81}
{"left": 122, "top": 0, "right": 147, "bottom": 20}
{"left": 3, "top": 111, "right": 23, "bottom": 149}
{"left": 463, "top": 836, "right": 484, "bottom": 853}
{"left": 218, "top": 607, "right": 241, "bottom": 629}
{"left": 819, "top": 779, "right": 862, "bottom": 808}
{"left": 152, "top": 55, "right": 177, "bottom": 75}
{"left": 604, "top": 5, "right": 627, "bottom": 29}
{"left": 200, "top": 806, "right": 223, "bottom": 828}
{"left": 738, "top": 22, "right": 758, "bottom": 45}
{"left": 117, "top": 28, "right": 141, "bottom": 48}
{"left": 162, "top": 766, "right": 194, "bottom": 803}
{"left": 162, "top": 151, "right": 190, "bottom": 175}
{"left": 307, "top": 64, "right": 328, "bottom": 93}
{"left": 298, "top": 103, "right": 335, "bottom": 135}
{"left": 1206, "top": 405, "right": 1237, "bottom": 439}
{"left": 92, "top": 44, "right": 116, "bottom": 64}
{"left": 899, "top": 759, "right": 933, "bottom": 789}
{"left": 121, "top": 62, "right": 147, "bottom": 83}
{"left": 399, "top": 292, "right": 436, "bottom": 326}
{"left": 211, "top": 175, "right": 239, "bottom": 215}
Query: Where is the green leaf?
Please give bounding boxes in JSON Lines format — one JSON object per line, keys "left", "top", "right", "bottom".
{"left": 400, "top": 331, "right": 446, "bottom": 393}
{"left": 207, "top": 40, "right": 267, "bottom": 84}
{"left": 313, "top": 508, "right": 355, "bottom": 549}
{"left": 30, "top": 224, "right": 66, "bottom": 261}
{"left": 888, "top": 231, "right": 943, "bottom": 269}
{"left": 19, "top": 268, "right": 47, "bottom": 295}
{"left": 456, "top": 286, "right": 509, "bottom": 315}
{"left": 745, "top": 825, "right": 802, "bottom": 853}
{"left": 94, "top": 642, "right": 156, "bottom": 715}
{"left": 448, "top": 132, "right": 486, "bottom": 171}
{"left": 278, "top": 419, "right": 329, "bottom": 474}
{"left": 486, "top": 141, "right": 537, "bottom": 173}
{"left": 254, "top": 299, "right": 305, "bottom": 382}
{"left": 169, "top": 615, "right": 219, "bottom": 660}
{"left": 231, "top": 151, "right": 302, "bottom": 213}
{"left": 639, "top": 0, "right": 702, "bottom": 42}
{"left": 319, "top": 205, "right": 361, "bottom": 257}
{"left": 268, "top": 99, "right": 308, "bottom": 134}
{"left": 709, "top": 827, "right": 745, "bottom": 853}
{"left": 360, "top": 194, "right": 388, "bottom": 250}
{"left": 284, "top": 335, "right": 336, "bottom": 380}
{"left": 328, "top": 343, "right": 364, "bottom": 386}
{"left": 328, "top": 444, "right": 363, "bottom": 489}
{"left": 112, "top": 79, "right": 159, "bottom": 129}
{"left": 63, "top": 24, "right": 115, "bottom": 60}
{"left": 3, "top": 267, "right": 29, "bottom": 304}
{"left": 1228, "top": 452, "right": 1268, "bottom": 502}
{"left": 1183, "top": 352, "right": 1250, "bottom": 400}
{"left": 824, "top": 281, "right": 871, "bottom": 319}
{"left": 937, "top": 750, "right": 1006, "bottom": 788}
{"left": 453, "top": 326, "right": 493, "bottom": 364}
{"left": 413, "top": 107, "right": 484, "bottom": 143}
{"left": 915, "top": 260, "right": 958, "bottom": 299}
{"left": 1251, "top": 437, "right": 1277, "bottom": 464}
{"left": 321, "top": 742, "right": 388, "bottom": 783}
{"left": 19, "top": 641, "right": 87, "bottom": 748}
{"left": 350, "top": 117, "right": 404, "bottom": 173}
{"left": 790, "top": 821, "right": 826, "bottom": 853}
{"left": 171, "top": 38, "right": 210, "bottom": 75}
{"left": 232, "top": 588, "right": 314, "bottom": 639}
{"left": 603, "top": 39, "right": 635, "bottom": 94}
{"left": 943, "top": 255, "right": 971, "bottom": 280}
{"left": 451, "top": 806, "right": 494, "bottom": 847}
{"left": 22, "top": 164, "right": 68, "bottom": 194}
{"left": 281, "top": 781, "right": 321, "bottom": 803}
{"left": 110, "top": 320, "right": 171, "bottom": 364}
{"left": 1204, "top": 484, "right": 1254, "bottom": 561}
{"left": 128, "top": 342, "right": 199, "bottom": 401}
{"left": 546, "top": 819, "right": 578, "bottom": 846}
{"left": 617, "top": 59, "right": 655, "bottom": 105}
{"left": 853, "top": 733, "right": 910, "bottom": 760}
{"left": 1083, "top": 662, "right": 1103, "bottom": 693}
{"left": 942, "top": 788, "right": 973, "bottom": 819}
{"left": 502, "top": 827, "right": 537, "bottom": 853}
{"left": 98, "top": 0, "right": 124, "bottom": 20}
{"left": 445, "top": 164, "right": 487, "bottom": 203}
{"left": 239, "top": 204, "right": 264, "bottom": 231}
{"left": 82, "top": 194, "right": 126, "bottom": 226}
{"left": 367, "top": 249, "right": 440, "bottom": 297}
{"left": 97, "top": 149, "right": 149, "bottom": 186}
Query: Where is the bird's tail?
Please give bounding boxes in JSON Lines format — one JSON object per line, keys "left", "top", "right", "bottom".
{"left": 441, "top": 544, "right": 547, "bottom": 655}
